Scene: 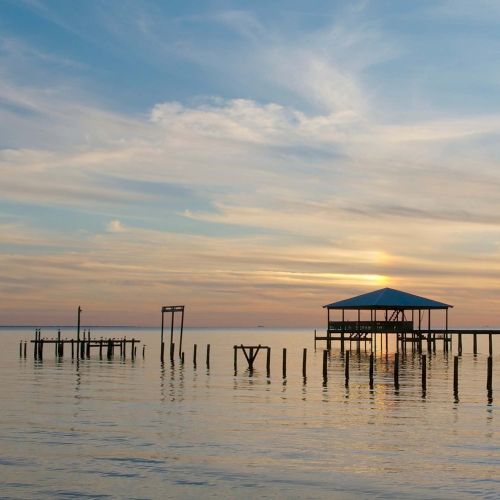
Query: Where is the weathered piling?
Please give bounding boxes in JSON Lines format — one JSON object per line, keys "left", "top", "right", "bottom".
{"left": 107, "top": 339, "right": 112, "bottom": 359}
{"left": 131, "top": 338, "right": 135, "bottom": 359}
{"left": 322, "top": 349, "right": 328, "bottom": 381}
{"left": 453, "top": 356, "right": 459, "bottom": 395}
{"left": 193, "top": 344, "right": 197, "bottom": 366}
{"left": 421, "top": 354, "right": 427, "bottom": 391}
{"left": 282, "top": 348, "right": 287, "bottom": 378}
{"left": 489, "top": 333, "right": 493, "bottom": 356}
{"left": 99, "top": 339, "right": 103, "bottom": 359}
{"left": 160, "top": 342, "right": 165, "bottom": 362}
{"left": 23, "top": 341, "right": 27, "bottom": 358}
{"left": 458, "top": 334, "right": 462, "bottom": 356}
{"left": 206, "top": 344, "right": 210, "bottom": 369}
{"left": 302, "top": 348, "right": 307, "bottom": 378}
{"left": 266, "top": 348, "right": 271, "bottom": 376}
{"left": 233, "top": 345, "right": 237, "bottom": 371}
{"left": 394, "top": 353, "right": 399, "bottom": 389}
{"left": 345, "top": 350, "right": 350, "bottom": 385}
{"left": 19, "top": 341, "right": 22, "bottom": 357}
{"left": 86, "top": 331, "right": 90, "bottom": 358}
{"left": 170, "top": 342, "right": 175, "bottom": 363}
{"left": 487, "top": 356, "right": 493, "bottom": 391}
{"left": 71, "top": 339, "right": 74, "bottom": 359}
{"left": 369, "top": 352, "right": 374, "bottom": 388}
{"left": 39, "top": 338, "right": 44, "bottom": 360}
{"left": 181, "top": 351, "right": 185, "bottom": 364}
{"left": 473, "top": 333, "right": 478, "bottom": 355}
{"left": 142, "top": 345, "right": 145, "bottom": 358}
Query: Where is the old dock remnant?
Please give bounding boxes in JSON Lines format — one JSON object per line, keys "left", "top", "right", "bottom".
{"left": 160, "top": 305, "right": 185, "bottom": 362}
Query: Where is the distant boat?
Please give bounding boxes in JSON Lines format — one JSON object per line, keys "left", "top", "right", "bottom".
{"left": 257, "top": 325, "right": 265, "bottom": 328}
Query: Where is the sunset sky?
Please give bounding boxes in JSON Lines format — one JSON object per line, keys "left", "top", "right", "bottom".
{"left": 2, "top": 1, "right": 500, "bottom": 327}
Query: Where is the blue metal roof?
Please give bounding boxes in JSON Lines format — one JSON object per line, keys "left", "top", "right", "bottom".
{"left": 324, "top": 287, "right": 452, "bottom": 309}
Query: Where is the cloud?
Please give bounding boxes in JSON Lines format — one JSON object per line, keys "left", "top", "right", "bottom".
{"left": 107, "top": 219, "right": 125, "bottom": 233}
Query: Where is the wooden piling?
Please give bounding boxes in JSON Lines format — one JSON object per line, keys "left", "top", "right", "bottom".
{"left": 322, "top": 349, "right": 328, "bottom": 381}
{"left": 181, "top": 351, "right": 185, "bottom": 364}
{"left": 454, "top": 356, "right": 459, "bottom": 395}
{"left": 487, "top": 356, "right": 492, "bottom": 391}
{"left": 489, "top": 333, "right": 493, "bottom": 357}
{"left": 345, "top": 350, "right": 350, "bottom": 385}
{"left": 458, "top": 334, "right": 462, "bottom": 356}
{"left": 369, "top": 352, "right": 374, "bottom": 388}
{"left": 233, "top": 345, "right": 237, "bottom": 371}
{"left": 23, "top": 341, "right": 27, "bottom": 358}
{"left": 131, "top": 338, "right": 135, "bottom": 359}
{"left": 266, "top": 347, "right": 271, "bottom": 376}
{"left": 86, "top": 331, "right": 90, "bottom": 358}
{"left": 39, "top": 338, "right": 44, "bottom": 360}
{"left": 19, "top": 341, "right": 22, "bottom": 357}
{"left": 282, "top": 348, "right": 287, "bottom": 378}
{"left": 71, "top": 339, "right": 74, "bottom": 359}
{"left": 99, "top": 339, "right": 103, "bottom": 359}
{"left": 170, "top": 342, "right": 175, "bottom": 362}
{"left": 472, "top": 333, "right": 477, "bottom": 355}
{"left": 206, "top": 344, "right": 210, "bottom": 369}
{"left": 107, "top": 339, "right": 112, "bottom": 359}
{"left": 394, "top": 353, "right": 399, "bottom": 388}
{"left": 161, "top": 342, "right": 165, "bottom": 362}
{"left": 421, "top": 354, "right": 427, "bottom": 391}
{"left": 142, "top": 345, "right": 145, "bottom": 358}
{"left": 302, "top": 348, "right": 307, "bottom": 378}
{"left": 193, "top": 344, "right": 197, "bottom": 366}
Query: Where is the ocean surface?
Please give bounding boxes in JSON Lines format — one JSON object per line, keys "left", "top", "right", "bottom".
{"left": 0, "top": 327, "right": 498, "bottom": 499}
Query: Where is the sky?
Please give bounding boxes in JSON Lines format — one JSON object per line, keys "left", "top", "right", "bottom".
{"left": 1, "top": 0, "right": 500, "bottom": 327}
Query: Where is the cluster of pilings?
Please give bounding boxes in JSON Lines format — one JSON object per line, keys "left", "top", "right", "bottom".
{"left": 162, "top": 342, "right": 211, "bottom": 369}
{"left": 26, "top": 329, "right": 142, "bottom": 361}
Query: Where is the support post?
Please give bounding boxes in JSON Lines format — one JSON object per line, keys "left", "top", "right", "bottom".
{"left": 473, "top": 333, "right": 478, "bottom": 356}
{"left": 282, "top": 348, "right": 286, "bottom": 378}
{"left": 302, "top": 348, "right": 307, "bottom": 378}
{"left": 322, "top": 349, "right": 328, "bottom": 381}
{"left": 487, "top": 356, "right": 493, "bottom": 391}
{"left": 454, "top": 356, "right": 459, "bottom": 395}
{"left": 458, "top": 333, "right": 462, "bottom": 356}
{"left": 206, "top": 344, "right": 210, "bottom": 369}
{"left": 77, "top": 306, "right": 81, "bottom": 359}
{"left": 345, "top": 350, "right": 350, "bottom": 385}
{"left": 161, "top": 308, "right": 164, "bottom": 362}
{"left": 233, "top": 345, "right": 237, "bottom": 371}
{"left": 422, "top": 354, "right": 427, "bottom": 391}
{"left": 266, "top": 347, "right": 271, "bottom": 377}
{"left": 193, "top": 344, "right": 197, "bottom": 367}
{"left": 394, "top": 352, "right": 399, "bottom": 389}
{"left": 178, "top": 308, "right": 184, "bottom": 358}
{"left": 369, "top": 352, "right": 374, "bottom": 389}
{"left": 489, "top": 333, "right": 493, "bottom": 357}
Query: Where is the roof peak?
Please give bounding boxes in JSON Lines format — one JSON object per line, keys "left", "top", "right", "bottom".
{"left": 324, "top": 287, "right": 452, "bottom": 309}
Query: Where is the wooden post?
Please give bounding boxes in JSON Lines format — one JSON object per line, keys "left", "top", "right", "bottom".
{"left": 131, "top": 338, "right": 135, "bottom": 359}
{"left": 71, "top": 339, "right": 74, "bottom": 359}
{"left": 345, "top": 350, "right": 350, "bottom": 385}
{"left": 266, "top": 347, "right": 271, "bottom": 376}
{"left": 193, "top": 344, "right": 197, "bottom": 366}
{"left": 322, "top": 349, "right": 328, "bottom": 381}
{"left": 314, "top": 329, "right": 317, "bottom": 349}
{"left": 170, "top": 342, "right": 175, "bottom": 363}
{"left": 489, "top": 333, "right": 493, "bottom": 357}
{"left": 302, "top": 348, "right": 307, "bottom": 378}
{"left": 181, "top": 351, "right": 185, "bottom": 364}
{"left": 123, "top": 337, "right": 126, "bottom": 359}
{"left": 206, "top": 344, "right": 210, "bottom": 369}
{"left": 39, "top": 338, "right": 44, "bottom": 360}
{"left": 86, "top": 331, "right": 90, "bottom": 358}
{"left": 394, "top": 352, "right": 399, "bottom": 389}
{"left": 357, "top": 309, "right": 361, "bottom": 354}
{"left": 233, "top": 345, "right": 237, "bottom": 371}
{"left": 160, "top": 308, "right": 164, "bottom": 362}
{"left": 19, "top": 341, "right": 22, "bottom": 357}
{"left": 77, "top": 306, "right": 81, "bottom": 359}
{"left": 487, "top": 356, "right": 493, "bottom": 391}
{"left": 422, "top": 354, "right": 427, "bottom": 391}
{"left": 327, "top": 308, "right": 331, "bottom": 350}
{"left": 170, "top": 310, "right": 175, "bottom": 355}
{"left": 178, "top": 307, "right": 185, "bottom": 358}
{"left": 473, "top": 333, "right": 478, "bottom": 356}
{"left": 453, "top": 356, "right": 459, "bottom": 395}
{"left": 24, "top": 341, "right": 27, "bottom": 358}
{"left": 458, "top": 334, "right": 462, "bottom": 356}
{"left": 369, "top": 352, "right": 374, "bottom": 388}
{"left": 142, "top": 345, "right": 145, "bottom": 358}
{"left": 282, "top": 348, "right": 287, "bottom": 378}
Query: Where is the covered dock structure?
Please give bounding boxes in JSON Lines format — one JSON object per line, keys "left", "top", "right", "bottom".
{"left": 319, "top": 287, "right": 452, "bottom": 352}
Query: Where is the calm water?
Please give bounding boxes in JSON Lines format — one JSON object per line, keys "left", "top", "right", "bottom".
{"left": 0, "top": 327, "right": 499, "bottom": 499}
